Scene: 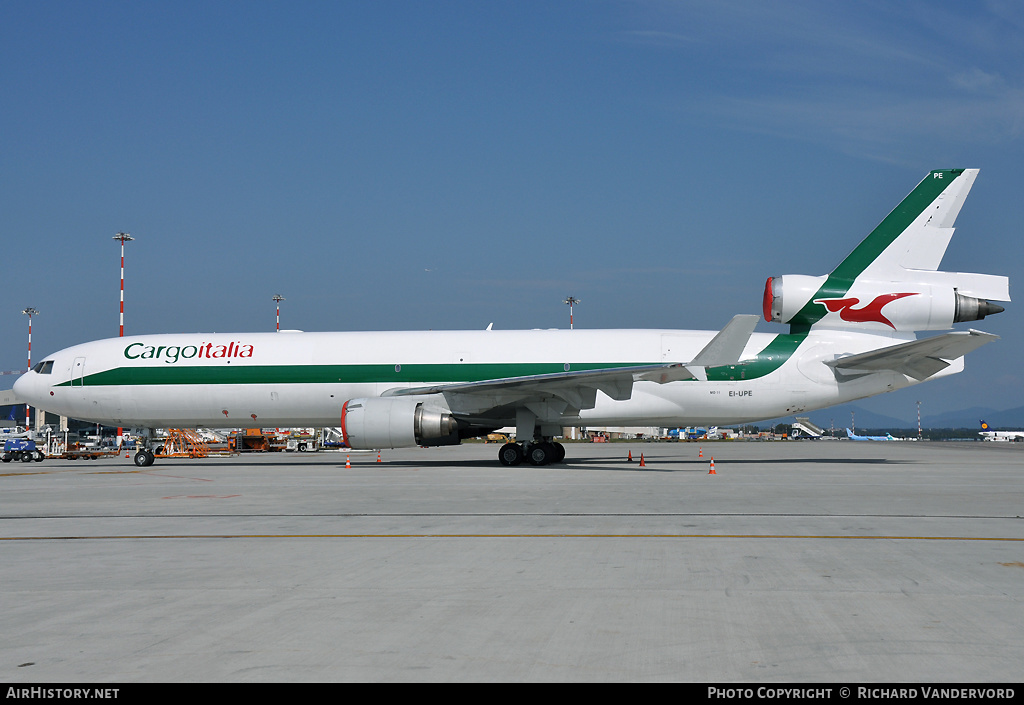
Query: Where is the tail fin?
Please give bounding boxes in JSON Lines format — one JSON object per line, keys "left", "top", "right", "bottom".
{"left": 764, "top": 169, "right": 1009, "bottom": 333}
{"left": 832, "top": 169, "right": 976, "bottom": 282}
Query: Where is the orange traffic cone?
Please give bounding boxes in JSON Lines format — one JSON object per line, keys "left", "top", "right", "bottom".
{"left": 708, "top": 457, "right": 716, "bottom": 475}
{"left": 639, "top": 453, "right": 646, "bottom": 467}
{"left": 346, "top": 454, "right": 351, "bottom": 469}
{"left": 699, "top": 447, "right": 703, "bottom": 458}
{"left": 377, "top": 451, "right": 382, "bottom": 463}
{"left": 627, "top": 450, "right": 633, "bottom": 462}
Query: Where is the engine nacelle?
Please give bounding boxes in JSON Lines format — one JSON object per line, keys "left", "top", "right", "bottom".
{"left": 763, "top": 275, "right": 1005, "bottom": 332}
{"left": 762, "top": 275, "right": 827, "bottom": 326}
{"left": 340, "top": 396, "right": 459, "bottom": 449}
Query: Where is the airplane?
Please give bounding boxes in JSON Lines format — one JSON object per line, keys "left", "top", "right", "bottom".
{"left": 0, "top": 406, "right": 29, "bottom": 440}
{"left": 979, "top": 421, "right": 1024, "bottom": 441}
{"left": 846, "top": 428, "right": 897, "bottom": 441}
{"left": 12, "top": 168, "right": 1010, "bottom": 468}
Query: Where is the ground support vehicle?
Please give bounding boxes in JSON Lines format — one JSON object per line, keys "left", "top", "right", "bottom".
{"left": 2, "top": 438, "right": 44, "bottom": 462}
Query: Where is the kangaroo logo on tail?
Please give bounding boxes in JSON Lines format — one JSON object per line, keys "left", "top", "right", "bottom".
{"left": 813, "top": 292, "right": 918, "bottom": 329}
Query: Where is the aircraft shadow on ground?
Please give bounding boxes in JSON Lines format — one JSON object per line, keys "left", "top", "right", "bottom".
{"left": 220, "top": 454, "right": 902, "bottom": 471}
{"left": 119, "top": 453, "right": 903, "bottom": 471}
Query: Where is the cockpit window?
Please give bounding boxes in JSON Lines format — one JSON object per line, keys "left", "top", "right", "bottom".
{"left": 32, "top": 361, "right": 53, "bottom": 374}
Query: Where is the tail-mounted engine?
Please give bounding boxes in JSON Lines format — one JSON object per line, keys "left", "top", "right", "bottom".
{"left": 760, "top": 169, "right": 1009, "bottom": 333}
{"left": 341, "top": 396, "right": 460, "bottom": 449}
{"left": 763, "top": 275, "right": 1005, "bottom": 332}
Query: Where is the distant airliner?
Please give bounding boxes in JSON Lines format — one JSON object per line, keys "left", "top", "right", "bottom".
{"left": 13, "top": 169, "right": 1009, "bottom": 467}
{"left": 846, "top": 428, "right": 898, "bottom": 441}
{"left": 979, "top": 421, "right": 1024, "bottom": 442}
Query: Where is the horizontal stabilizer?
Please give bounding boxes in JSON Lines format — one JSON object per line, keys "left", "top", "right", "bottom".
{"left": 825, "top": 329, "right": 998, "bottom": 381}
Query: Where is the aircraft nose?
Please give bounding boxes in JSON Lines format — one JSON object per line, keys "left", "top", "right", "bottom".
{"left": 12, "top": 372, "right": 34, "bottom": 405}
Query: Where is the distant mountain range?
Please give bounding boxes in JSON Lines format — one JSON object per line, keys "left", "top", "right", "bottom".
{"left": 761, "top": 404, "right": 1024, "bottom": 431}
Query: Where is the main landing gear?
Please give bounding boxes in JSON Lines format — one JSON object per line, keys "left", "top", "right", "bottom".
{"left": 497, "top": 441, "right": 565, "bottom": 466}
{"left": 133, "top": 449, "right": 155, "bottom": 467}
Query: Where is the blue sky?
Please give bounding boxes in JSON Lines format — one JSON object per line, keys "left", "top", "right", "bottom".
{"left": 2, "top": 1, "right": 1021, "bottom": 422}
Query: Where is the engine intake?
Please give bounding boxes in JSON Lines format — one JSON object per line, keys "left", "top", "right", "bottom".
{"left": 341, "top": 396, "right": 459, "bottom": 449}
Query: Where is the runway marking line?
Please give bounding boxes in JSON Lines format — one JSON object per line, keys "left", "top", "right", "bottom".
{"left": 143, "top": 472, "right": 214, "bottom": 482}
{"left": 1, "top": 533, "right": 1022, "bottom": 541}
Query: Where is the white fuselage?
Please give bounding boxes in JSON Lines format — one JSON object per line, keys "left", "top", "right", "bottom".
{"left": 980, "top": 431, "right": 1024, "bottom": 441}
{"left": 13, "top": 327, "right": 946, "bottom": 431}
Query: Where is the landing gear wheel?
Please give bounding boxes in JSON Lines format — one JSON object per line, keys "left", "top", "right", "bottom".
{"left": 527, "top": 442, "right": 555, "bottom": 466}
{"left": 498, "top": 442, "right": 523, "bottom": 466}
{"left": 551, "top": 442, "right": 565, "bottom": 463}
{"left": 133, "top": 450, "right": 155, "bottom": 468}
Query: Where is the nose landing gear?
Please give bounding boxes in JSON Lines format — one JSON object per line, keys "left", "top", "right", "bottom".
{"left": 131, "top": 428, "right": 157, "bottom": 467}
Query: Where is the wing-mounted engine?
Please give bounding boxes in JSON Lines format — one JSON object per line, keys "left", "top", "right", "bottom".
{"left": 341, "top": 396, "right": 460, "bottom": 449}
{"left": 763, "top": 274, "right": 1006, "bottom": 332}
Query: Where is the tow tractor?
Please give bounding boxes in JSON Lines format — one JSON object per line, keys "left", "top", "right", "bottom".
{"left": 2, "top": 438, "right": 45, "bottom": 463}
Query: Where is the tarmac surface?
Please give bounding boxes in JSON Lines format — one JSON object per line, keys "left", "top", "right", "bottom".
{"left": 1, "top": 439, "right": 1022, "bottom": 682}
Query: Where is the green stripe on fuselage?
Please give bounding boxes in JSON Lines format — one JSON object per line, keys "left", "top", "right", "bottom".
{"left": 55, "top": 334, "right": 807, "bottom": 387}
{"left": 706, "top": 332, "right": 806, "bottom": 381}
{"left": 59, "top": 362, "right": 647, "bottom": 387}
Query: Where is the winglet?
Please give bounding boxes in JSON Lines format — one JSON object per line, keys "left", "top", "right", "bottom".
{"left": 690, "top": 315, "right": 760, "bottom": 366}
{"left": 683, "top": 314, "right": 760, "bottom": 381}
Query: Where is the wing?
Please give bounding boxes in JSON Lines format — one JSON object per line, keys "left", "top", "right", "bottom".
{"left": 383, "top": 315, "right": 760, "bottom": 416}
{"left": 825, "top": 329, "right": 998, "bottom": 381}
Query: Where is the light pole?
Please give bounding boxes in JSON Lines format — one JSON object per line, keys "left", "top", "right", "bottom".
{"left": 273, "top": 294, "right": 285, "bottom": 332}
{"left": 113, "top": 233, "right": 133, "bottom": 450}
{"left": 917, "top": 401, "right": 922, "bottom": 441}
{"left": 22, "top": 308, "right": 38, "bottom": 430}
{"left": 563, "top": 296, "right": 580, "bottom": 330}
{"left": 113, "top": 232, "right": 134, "bottom": 337}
